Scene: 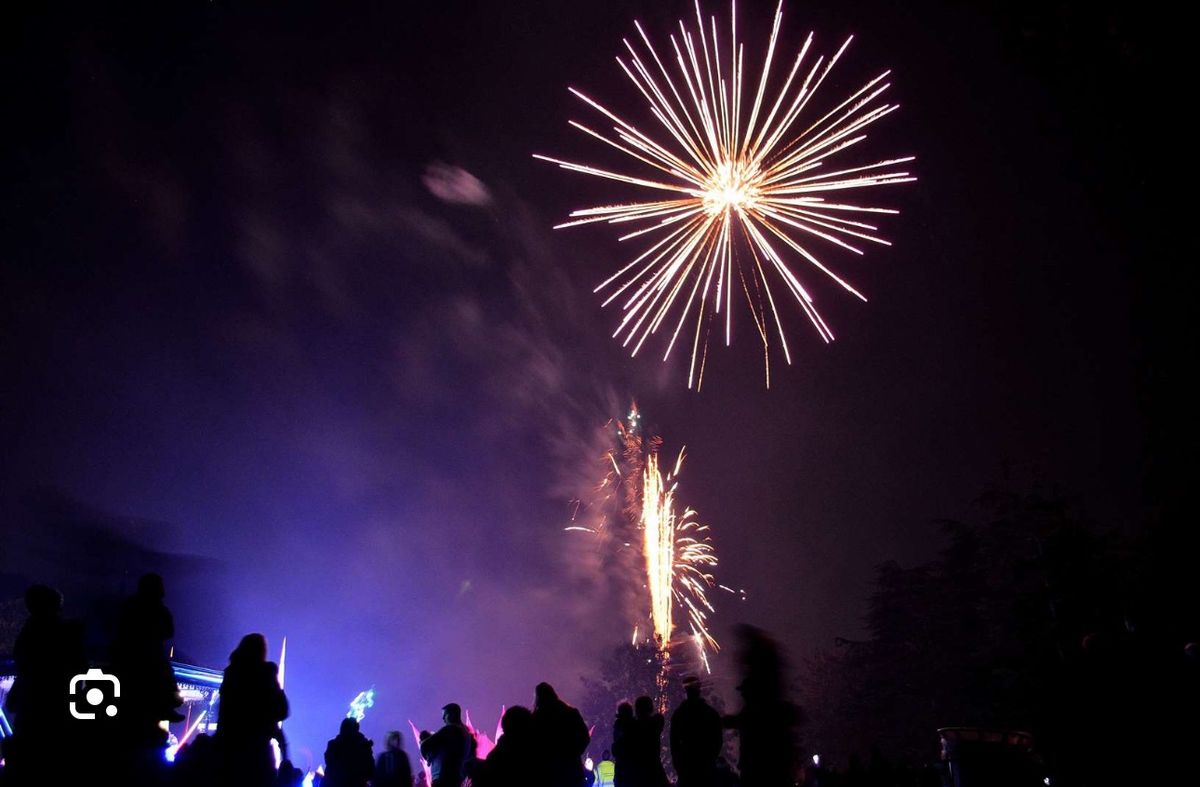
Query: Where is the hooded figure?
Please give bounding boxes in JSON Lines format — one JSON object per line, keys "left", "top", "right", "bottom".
{"left": 216, "top": 633, "right": 289, "bottom": 787}
{"left": 471, "top": 705, "right": 535, "bottom": 787}
{"left": 531, "top": 682, "right": 591, "bottom": 787}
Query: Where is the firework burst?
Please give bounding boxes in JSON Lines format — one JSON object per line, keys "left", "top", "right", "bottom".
{"left": 536, "top": 1, "right": 915, "bottom": 388}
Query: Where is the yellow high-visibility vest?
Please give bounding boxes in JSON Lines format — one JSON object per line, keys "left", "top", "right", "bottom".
{"left": 596, "top": 759, "right": 616, "bottom": 787}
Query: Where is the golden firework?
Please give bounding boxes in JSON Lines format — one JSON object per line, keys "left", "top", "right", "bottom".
{"left": 536, "top": 1, "right": 915, "bottom": 388}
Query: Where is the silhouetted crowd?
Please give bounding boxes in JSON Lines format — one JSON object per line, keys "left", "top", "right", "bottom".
{"left": 0, "top": 577, "right": 803, "bottom": 787}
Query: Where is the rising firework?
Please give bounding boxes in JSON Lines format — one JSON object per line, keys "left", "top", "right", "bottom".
{"left": 642, "top": 449, "right": 718, "bottom": 654}
{"left": 536, "top": 1, "right": 915, "bottom": 388}
{"left": 569, "top": 405, "right": 723, "bottom": 671}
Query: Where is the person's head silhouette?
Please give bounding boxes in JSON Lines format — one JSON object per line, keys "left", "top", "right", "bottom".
{"left": 231, "top": 633, "right": 268, "bottom": 664}
{"left": 501, "top": 705, "right": 533, "bottom": 737}
{"left": 534, "top": 682, "right": 559, "bottom": 711}
{"left": 137, "top": 573, "right": 165, "bottom": 601}
{"left": 24, "top": 584, "right": 63, "bottom": 617}
{"left": 634, "top": 696, "right": 655, "bottom": 719}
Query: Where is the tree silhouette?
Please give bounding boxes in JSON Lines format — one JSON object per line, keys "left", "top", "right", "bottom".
{"left": 579, "top": 643, "right": 664, "bottom": 756}
{"left": 797, "top": 484, "right": 1189, "bottom": 779}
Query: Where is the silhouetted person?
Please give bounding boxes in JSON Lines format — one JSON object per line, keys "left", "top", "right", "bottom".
{"left": 531, "top": 682, "right": 591, "bottom": 787}
{"left": 217, "top": 633, "right": 290, "bottom": 787}
{"left": 3, "top": 585, "right": 85, "bottom": 785}
{"left": 629, "top": 696, "right": 668, "bottom": 787}
{"left": 111, "top": 573, "right": 183, "bottom": 731}
{"left": 671, "top": 677, "right": 723, "bottom": 787}
{"left": 612, "top": 702, "right": 636, "bottom": 787}
{"left": 723, "top": 626, "right": 800, "bottom": 787}
{"left": 472, "top": 705, "right": 535, "bottom": 787}
{"left": 324, "top": 717, "right": 375, "bottom": 787}
{"left": 373, "top": 730, "right": 414, "bottom": 787}
{"left": 97, "top": 576, "right": 180, "bottom": 783}
{"left": 420, "top": 703, "right": 475, "bottom": 787}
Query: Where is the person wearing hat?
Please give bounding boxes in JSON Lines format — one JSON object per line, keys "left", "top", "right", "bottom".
{"left": 420, "top": 702, "right": 476, "bottom": 787}
{"left": 671, "top": 676, "right": 723, "bottom": 787}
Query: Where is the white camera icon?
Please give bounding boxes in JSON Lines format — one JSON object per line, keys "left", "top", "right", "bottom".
{"left": 69, "top": 668, "right": 121, "bottom": 720}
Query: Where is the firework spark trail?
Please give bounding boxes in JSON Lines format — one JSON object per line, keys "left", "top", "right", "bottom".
{"left": 536, "top": 0, "right": 915, "bottom": 388}
{"left": 567, "top": 405, "right": 722, "bottom": 669}
{"left": 642, "top": 451, "right": 675, "bottom": 643}
{"left": 641, "top": 449, "right": 719, "bottom": 654}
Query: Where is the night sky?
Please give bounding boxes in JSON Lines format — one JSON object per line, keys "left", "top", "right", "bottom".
{"left": 1, "top": 0, "right": 1179, "bottom": 767}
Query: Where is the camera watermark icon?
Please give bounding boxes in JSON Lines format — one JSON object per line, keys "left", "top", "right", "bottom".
{"left": 69, "top": 668, "right": 120, "bottom": 720}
